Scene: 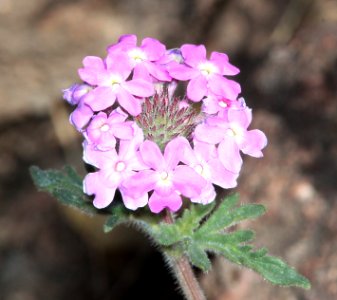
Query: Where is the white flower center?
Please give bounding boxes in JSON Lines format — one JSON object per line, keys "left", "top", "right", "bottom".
{"left": 219, "top": 100, "right": 228, "bottom": 108}
{"left": 128, "top": 48, "right": 147, "bottom": 63}
{"left": 110, "top": 74, "right": 122, "bottom": 90}
{"left": 100, "top": 124, "right": 110, "bottom": 132}
{"left": 227, "top": 123, "right": 244, "bottom": 140}
{"left": 115, "top": 161, "right": 126, "bottom": 172}
{"left": 158, "top": 171, "right": 172, "bottom": 187}
{"left": 198, "top": 62, "right": 218, "bottom": 76}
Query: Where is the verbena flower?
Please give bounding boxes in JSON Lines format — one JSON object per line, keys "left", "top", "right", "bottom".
{"left": 107, "top": 34, "right": 171, "bottom": 82}
{"left": 167, "top": 44, "right": 241, "bottom": 102}
{"left": 78, "top": 52, "right": 155, "bottom": 116}
{"left": 194, "top": 106, "right": 268, "bottom": 173}
{"left": 63, "top": 35, "right": 267, "bottom": 213}
{"left": 85, "top": 108, "right": 134, "bottom": 151}
{"left": 122, "top": 138, "right": 207, "bottom": 212}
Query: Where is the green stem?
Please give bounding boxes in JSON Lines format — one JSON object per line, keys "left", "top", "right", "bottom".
{"left": 163, "top": 209, "right": 206, "bottom": 300}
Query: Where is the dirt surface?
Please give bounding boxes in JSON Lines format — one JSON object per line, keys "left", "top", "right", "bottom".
{"left": 1, "top": 0, "right": 337, "bottom": 299}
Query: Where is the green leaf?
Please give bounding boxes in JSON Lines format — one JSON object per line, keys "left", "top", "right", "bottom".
{"left": 195, "top": 230, "right": 255, "bottom": 246}
{"left": 152, "top": 223, "right": 181, "bottom": 246}
{"left": 175, "top": 202, "right": 215, "bottom": 234}
{"left": 199, "top": 196, "right": 265, "bottom": 234}
{"left": 187, "top": 242, "right": 211, "bottom": 272}
{"left": 29, "top": 165, "right": 98, "bottom": 215}
{"left": 206, "top": 242, "right": 310, "bottom": 289}
{"left": 103, "top": 205, "right": 128, "bottom": 233}
{"left": 151, "top": 203, "right": 215, "bottom": 246}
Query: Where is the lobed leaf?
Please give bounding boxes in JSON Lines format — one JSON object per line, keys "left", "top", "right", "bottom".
{"left": 187, "top": 242, "right": 211, "bottom": 272}
{"left": 29, "top": 165, "right": 98, "bottom": 215}
{"left": 205, "top": 242, "right": 311, "bottom": 289}
{"left": 103, "top": 205, "right": 128, "bottom": 233}
{"left": 194, "top": 230, "right": 255, "bottom": 246}
{"left": 199, "top": 196, "right": 265, "bottom": 234}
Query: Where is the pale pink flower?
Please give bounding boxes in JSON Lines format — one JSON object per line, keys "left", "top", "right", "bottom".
{"left": 85, "top": 108, "right": 134, "bottom": 150}
{"left": 122, "top": 138, "right": 207, "bottom": 213}
{"left": 83, "top": 127, "right": 148, "bottom": 210}
{"left": 194, "top": 107, "right": 267, "bottom": 173}
{"left": 107, "top": 34, "right": 171, "bottom": 82}
{"left": 79, "top": 52, "right": 154, "bottom": 116}
{"left": 167, "top": 44, "right": 241, "bottom": 102}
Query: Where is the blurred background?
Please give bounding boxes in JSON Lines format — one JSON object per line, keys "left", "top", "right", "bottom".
{"left": 0, "top": 0, "right": 337, "bottom": 299}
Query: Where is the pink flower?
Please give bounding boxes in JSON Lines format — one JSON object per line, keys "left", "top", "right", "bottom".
{"left": 167, "top": 44, "right": 241, "bottom": 102}
{"left": 63, "top": 83, "right": 94, "bottom": 131}
{"left": 178, "top": 138, "right": 239, "bottom": 204}
{"left": 107, "top": 34, "right": 171, "bottom": 82}
{"left": 69, "top": 101, "right": 94, "bottom": 131}
{"left": 122, "top": 138, "right": 207, "bottom": 213}
{"left": 63, "top": 83, "right": 92, "bottom": 105}
{"left": 85, "top": 108, "right": 134, "bottom": 150}
{"left": 79, "top": 53, "right": 154, "bottom": 116}
{"left": 194, "top": 107, "right": 267, "bottom": 173}
{"left": 83, "top": 132, "right": 148, "bottom": 210}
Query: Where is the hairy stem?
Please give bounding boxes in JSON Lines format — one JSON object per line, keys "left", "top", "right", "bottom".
{"left": 163, "top": 209, "right": 206, "bottom": 300}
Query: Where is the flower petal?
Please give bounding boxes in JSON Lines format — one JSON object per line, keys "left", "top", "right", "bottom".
{"left": 210, "top": 52, "right": 240, "bottom": 75}
{"left": 241, "top": 129, "right": 267, "bottom": 157}
{"left": 187, "top": 75, "right": 208, "bottom": 102}
{"left": 120, "top": 188, "right": 148, "bottom": 210}
{"left": 167, "top": 62, "right": 199, "bottom": 80}
{"left": 190, "top": 182, "right": 216, "bottom": 204}
{"left": 122, "top": 170, "right": 157, "bottom": 198}
{"left": 208, "top": 75, "right": 241, "bottom": 100}
{"left": 144, "top": 61, "right": 171, "bottom": 81}
{"left": 141, "top": 37, "right": 166, "bottom": 61}
{"left": 164, "top": 137, "right": 190, "bottom": 170}
{"left": 116, "top": 88, "right": 142, "bottom": 116}
{"left": 107, "top": 34, "right": 137, "bottom": 53}
{"left": 69, "top": 103, "right": 93, "bottom": 130}
{"left": 218, "top": 137, "right": 242, "bottom": 173}
{"left": 208, "top": 158, "right": 239, "bottom": 188}
{"left": 111, "top": 121, "right": 134, "bottom": 140}
{"left": 148, "top": 191, "right": 182, "bottom": 213}
{"left": 83, "top": 142, "right": 117, "bottom": 168}
{"left": 78, "top": 56, "right": 105, "bottom": 85}
{"left": 193, "top": 140, "right": 217, "bottom": 162}
{"left": 83, "top": 172, "right": 116, "bottom": 209}
{"left": 181, "top": 44, "right": 207, "bottom": 68}
{"left": 105, "top": 52, "right": 132, "bottom": 79}
{"left": 84, "top": 87, "right": 116, "bottom": 111}
{"left": 139, "top": 140, "right": 165, "bottom": 170}
{"left": 194, "top": 123, "right": 224, "bottom": 144}
{"left": 172, "top": 165, "right": 207, "bottom": 198}
{"left": 228, "top": 106, "right": 252, "bottom": 129}
{"left": 123, "top": 78, "right": 155, "bottom": 97}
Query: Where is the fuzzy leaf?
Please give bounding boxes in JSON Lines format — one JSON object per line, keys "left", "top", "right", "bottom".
{"left": 194, "top": 230, "right": 255, "bottom": 246}
{"left": 205, "top": 242, "right": 311, "bottom": 289}
{"left": 103, "top": 205, "right": 128, "bottom": 233}
{"left": 151, "top": 202, "right": 215, "bottom": 246}
{"left": 152, "top": 223, "right": 181, "bottom": 246}
{"left": 199, "top": 196, "right": 265, "bottom": 234}
{"left": 29, "top": 165, "right": 98, "bottom": 215}
{"left": 187, "top": 242, "right": 211, "bottom": 271}
{"left": 175, "top": 202, "right": 216, "bottom": 234}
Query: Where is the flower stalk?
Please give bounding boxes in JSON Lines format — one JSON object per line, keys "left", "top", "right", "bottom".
{"left": 163, "top": 209, "right": 206, "bottom": 300}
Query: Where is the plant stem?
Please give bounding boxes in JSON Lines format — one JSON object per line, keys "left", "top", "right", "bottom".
{"left": 163, "top": 209, "right": 206, "bottom": 300}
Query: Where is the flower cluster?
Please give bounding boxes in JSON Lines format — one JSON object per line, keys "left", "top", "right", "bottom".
{"left": 63, "top": 34, "right": 267, "bottom": 213}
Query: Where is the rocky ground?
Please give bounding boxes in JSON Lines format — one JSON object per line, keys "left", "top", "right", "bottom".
{"left": 0, "top": 0, "right": 337, "bottom": 299}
